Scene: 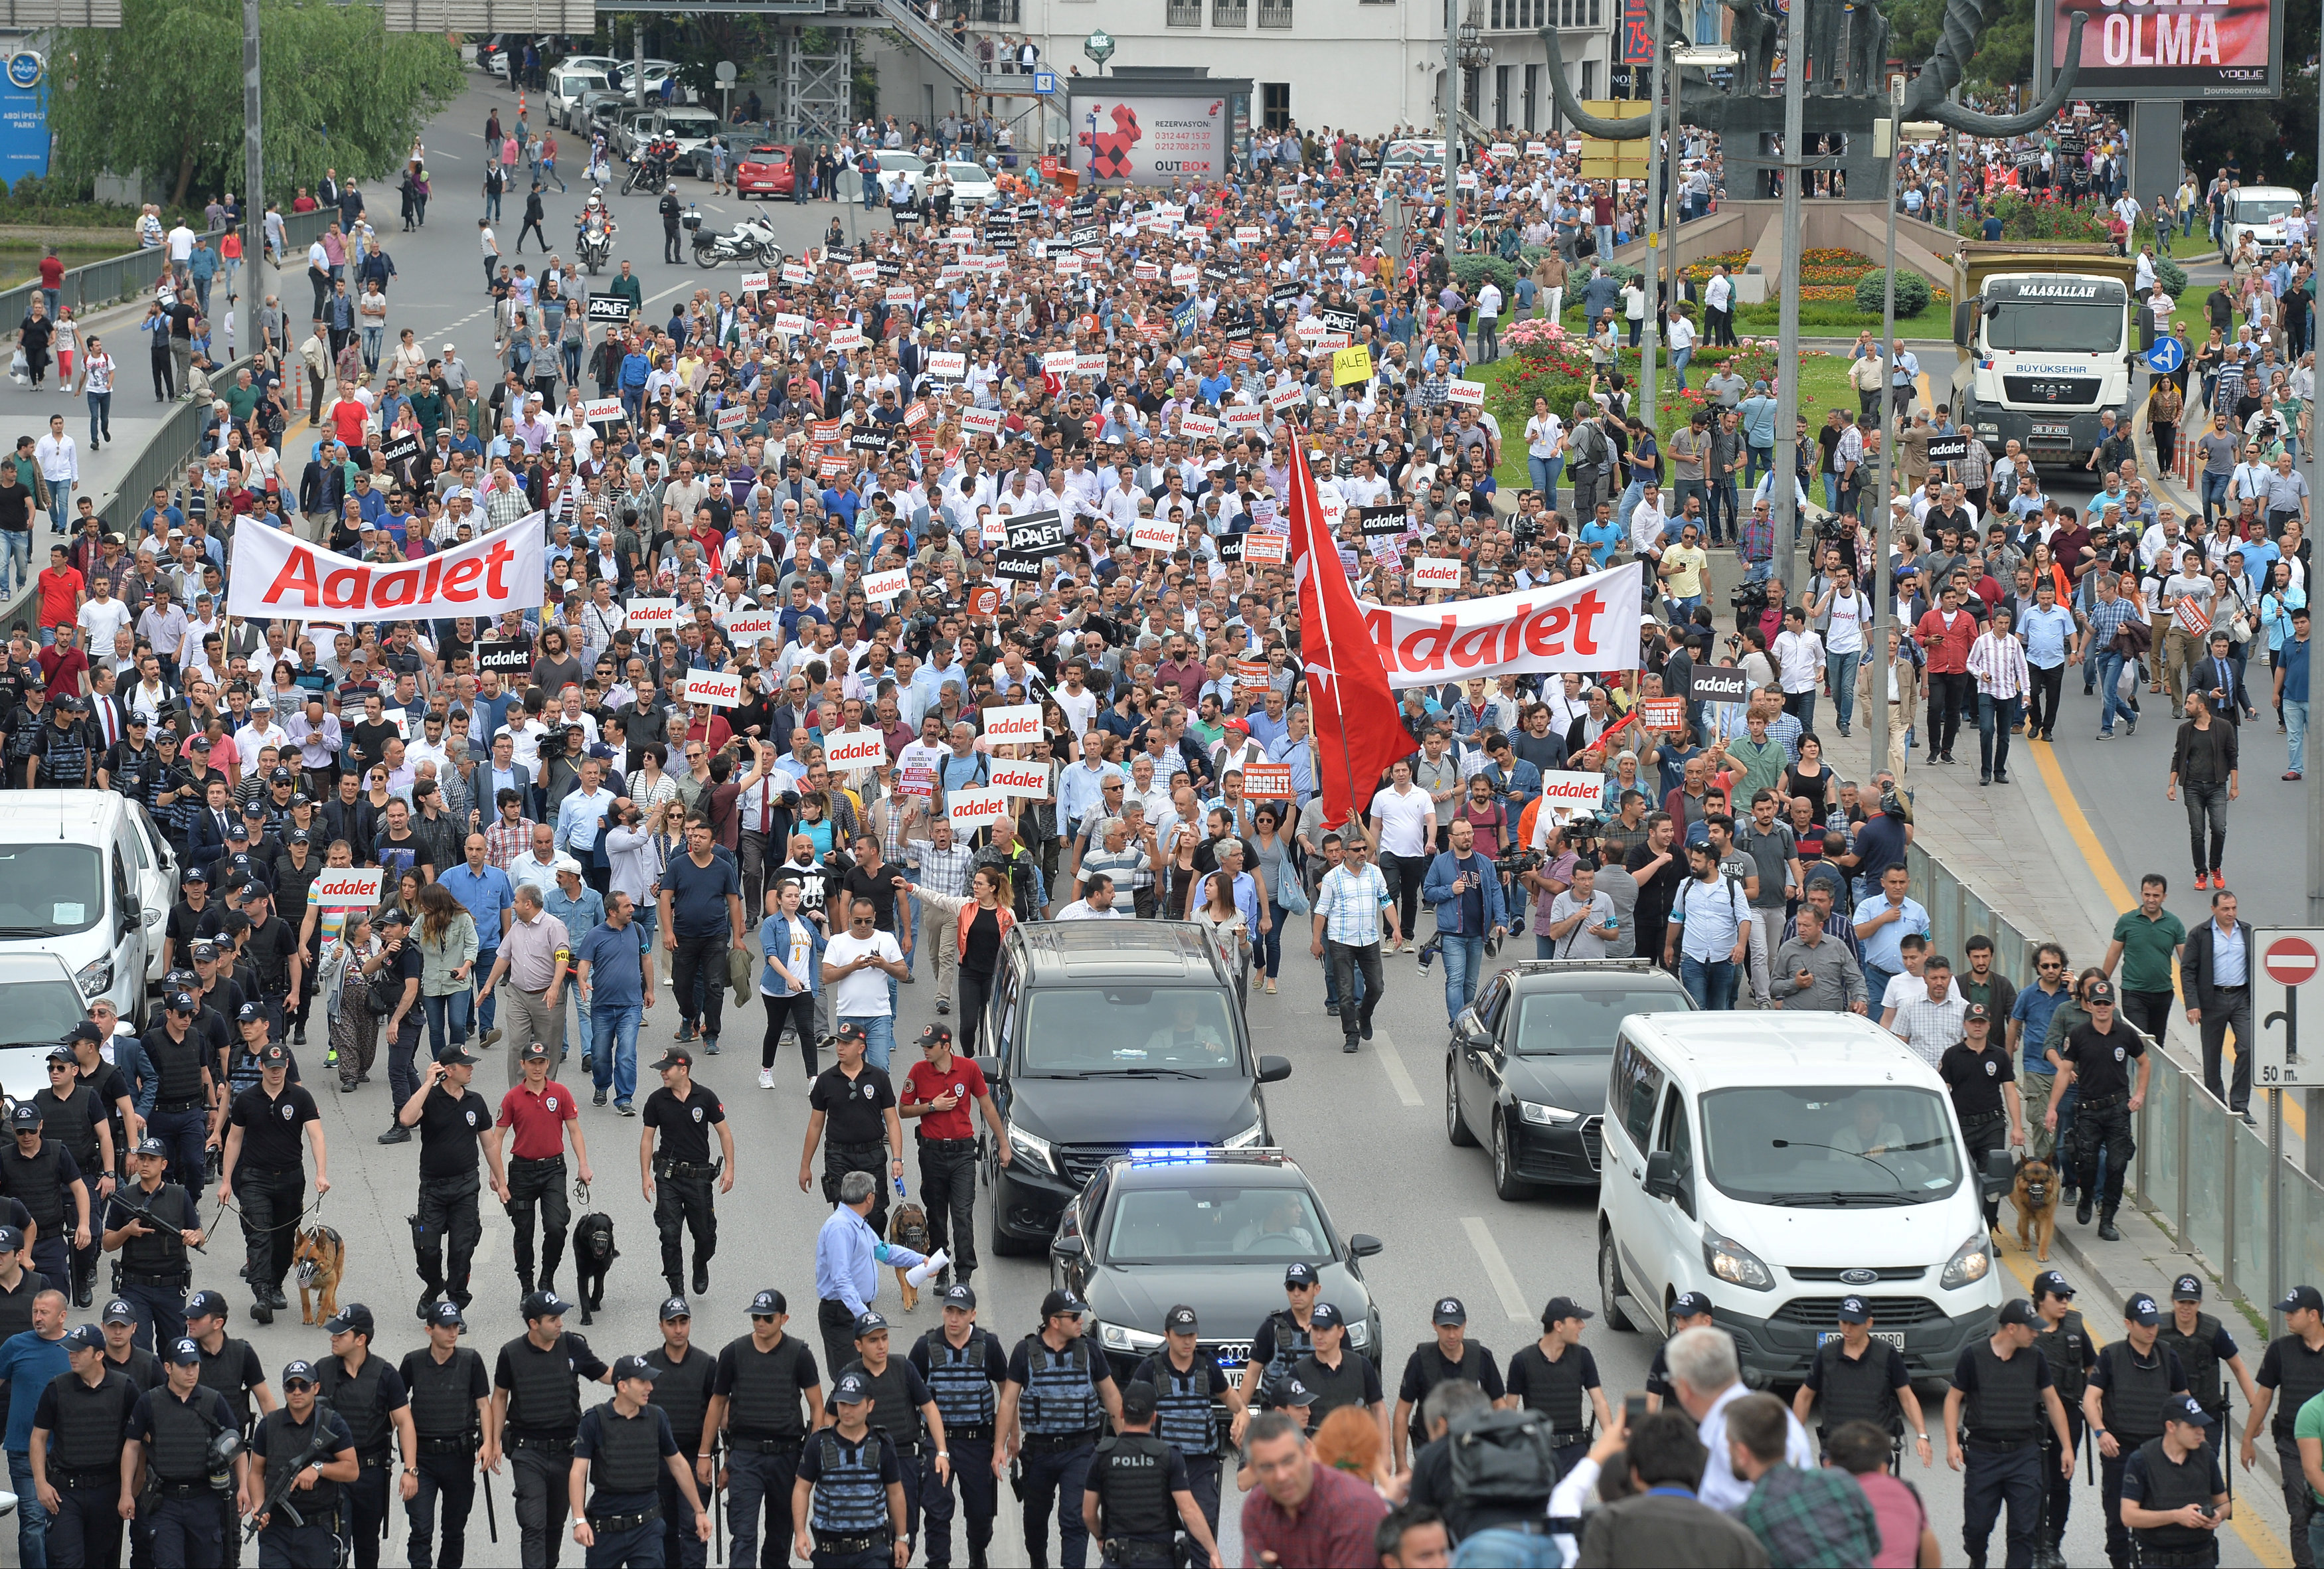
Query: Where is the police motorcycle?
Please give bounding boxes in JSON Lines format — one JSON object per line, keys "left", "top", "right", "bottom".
{"left": 684, "top": 204, "right": 784, "bottom": 270}
{"left": 575, "top": 192, "right": 617, "bottom": 275}
{"left": 622, "top": 136, "right": 679, "bottom": 197}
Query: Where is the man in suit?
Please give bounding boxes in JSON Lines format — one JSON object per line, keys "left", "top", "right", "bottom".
{"left": 1572, "top": 1410, "right": 1770, "bottom": 1567}
{"left": 2182, "top": 886, "right": 2257, "bottom": 1120}
{"left": 189, "top": 774, "right": 237, "bottom": 865}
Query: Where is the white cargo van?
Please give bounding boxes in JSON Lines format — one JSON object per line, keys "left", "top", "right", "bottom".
{"left": 1595, "top": 1013, "right": 2008, "bottom": 1383}
{"left": 0, "top": 791, "right": 179, "bottom": 1020}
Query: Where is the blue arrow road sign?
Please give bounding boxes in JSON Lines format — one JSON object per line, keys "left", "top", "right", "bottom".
{"left": 2148, "top": 336, "right": 2186, "bottom": 374}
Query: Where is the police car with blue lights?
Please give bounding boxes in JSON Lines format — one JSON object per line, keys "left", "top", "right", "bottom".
{"left": 1045, "top": 1148, "right": 1384, "bottom": 1408}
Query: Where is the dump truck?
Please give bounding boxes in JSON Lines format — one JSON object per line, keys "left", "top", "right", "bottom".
{"left": 1950, "top": 240, "right": 2139, "bottom": 471}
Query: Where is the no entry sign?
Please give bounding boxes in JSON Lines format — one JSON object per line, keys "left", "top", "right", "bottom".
{"left": 2254, "top": 928, "right": 2318, "bottom": 1088}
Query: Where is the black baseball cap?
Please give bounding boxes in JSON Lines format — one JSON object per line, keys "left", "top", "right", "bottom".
{"left": 426, "top": 1301, "right": 467, "bottom": 1330}
{"left": 323, "top": 1303, "right": 374, "bottom": 1337}
{"left": 2276, "top": 1285, "right": 2324, "bottom": 1314}
{"left": 2086, "top": 978, "right": 2116, "bottom": 1004}
{"left": 833, "top": 1371, "right": 872, "bottom": 1404}
{"left": 102, "top": 1298, "right": 136, "bottom": 1326}
{"left": 280, "top": 1359, "right": 318, "bottom": 1388}
{"left": 236, "top": 1001, "right": 266, "bottom": 1024}
{"left": 748, "top": 1289, "right": 788, "bottom": 1316}
{"left": 1671, "top": 1291, "right": 1714, "bottom": 1319}
{"left": 1542, "top": 1295, "right": 1593, "bottom": 1327}
{"left": 9, "top": 1103, "right": 41, "bottom": 1129}
{"left": 1309, "top": 1301, "right": 1345, "bottom": 1331}
{"left": 187, "top": 1289, "right": 230, "bottom": 1320}
{"left": 854, "top": 1311, "right": 890, "bottom": 1339}
{"left": 522, "top": 1289, "right": 572, "bottom": 1321}
{"left": 659, "top": 1297, "right": 691, "bottom": 1321}
{"left": 1163, "top": 1305, "right": 1197, "bottom": 1333}
{"left": 1964, "top": 1001, "right": 1991, "bottom": 1025}
{"left": 945, "top": 1284, "right": 979, "bottom": 1311}
{"left": 2033, "top": 1270, "right": 2074, "bottom": 1300}
{"left": 163, "top": 1337, "right": 203, "bottom": 1366}
{"left": 1837, "top": 1295, "right": 1871, "bottom": 1323}
{"left": 1284, "top": 1262, "right": 1318, "bottom": 1287}
{"left": 651, "top": 1046, "right": 693, "bottom": 1070}
{"left": 1997, "top": 1298, "right": 2038, "bottom": 1328}
{"left": 612, "top": 1355, "right": 660, "bottom": 1384}
{"left": 2172, "top": 1274, "right": 2204, "bottom": 1301}
{"left": 1120, "top": 1379, "right": 1159, "bottom": 1419}
{"left": 2124, "top": 1293, "right": 2160, "bottom": 1326}
{"left": 1038, "top": 1289, "right": 1086, "bottom": 1320}
{"left": 1431, "top": 1297, "right": 1467, "bottom": 1327}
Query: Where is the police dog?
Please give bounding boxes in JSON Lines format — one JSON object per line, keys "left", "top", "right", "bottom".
{"left": 889, "top": 1202, "right": 932, "bottom": 1311}
{"left": 572, "top": 1213, "right": 618, "bottom": 1325}
{"left": 291, "top": 1226, "right": 345, "bottom": 1325}
{"left": 2012, "top": 1157, "right": 2061, "bottom": 1262}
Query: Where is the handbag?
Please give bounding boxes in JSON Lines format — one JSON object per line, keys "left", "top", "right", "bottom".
{"left": 1278, "top": 859, "right": 1311, "bottom": 917}
{"left": 365, "top": 957, "right": 401, "bottom": 1017}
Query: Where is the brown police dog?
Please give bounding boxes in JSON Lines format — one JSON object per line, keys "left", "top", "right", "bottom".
{"left": 890, "top": 1202, "right": 932, "bottom": 1311}
{"left": 2012, "top": 1158, "right": 2060, "bottom": 1262}
{"left": 292, "top": 1225, "right": 346, "bottom": 1325}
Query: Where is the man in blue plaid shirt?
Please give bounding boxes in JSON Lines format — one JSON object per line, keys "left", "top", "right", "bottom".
{"left": 2074, "top": 572, "right": 2145, "bottom": 740}
{"left": 1312, "top": 833, "right": 1397, "bottom": 1056}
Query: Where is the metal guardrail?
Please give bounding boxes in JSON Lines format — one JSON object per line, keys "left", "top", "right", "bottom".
{"left": 0, "top": 236, "right": 171, "bottom": 347}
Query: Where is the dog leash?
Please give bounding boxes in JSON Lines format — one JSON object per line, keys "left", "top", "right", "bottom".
{"left": 207, "top": 1187, "right": 332, "bottom": 1238}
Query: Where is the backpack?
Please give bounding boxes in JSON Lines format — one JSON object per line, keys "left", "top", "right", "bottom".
{"left": 1446, "top": 1407, "right": 1559, "bottom": 1506}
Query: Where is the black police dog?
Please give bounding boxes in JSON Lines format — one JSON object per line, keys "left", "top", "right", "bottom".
{"left": 571, "top": 1213, "right": 618, "bottom": 1324}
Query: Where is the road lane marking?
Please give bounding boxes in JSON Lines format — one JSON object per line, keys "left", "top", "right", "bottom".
{"left": 1461, "top": 1216, "right": 1533, "bottom": 1321}
{"left": 1369, "top": 1021, "right": 1424, "bottom": 1107}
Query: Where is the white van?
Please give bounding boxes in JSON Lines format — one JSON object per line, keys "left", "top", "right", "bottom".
{"left": 2222, "top": 185, "right": 2301, "bottom": 262}
{"left": 0, "top": 792, "right": 180, "bottom": 1021}
{"left": 1595, "top": 1013, "right": 2009, "bottom": 1384}
{"left": 548, "top": 66, "right": 610, "bottom": 131}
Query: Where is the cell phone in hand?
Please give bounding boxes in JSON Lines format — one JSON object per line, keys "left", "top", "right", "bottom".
{"left": 1624, "top": 1394, "right": 1647, "bottom": 1431}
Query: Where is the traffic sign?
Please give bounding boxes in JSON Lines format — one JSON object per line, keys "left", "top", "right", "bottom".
{"left": 2254, "top": 928, "right": 2317, "bottom": 1088}
{"left": 2147, "top": 336, "right": 2186, "bottom": 375}
{"left": 1033, "top": 70, "right": 1057, "bottom": 94}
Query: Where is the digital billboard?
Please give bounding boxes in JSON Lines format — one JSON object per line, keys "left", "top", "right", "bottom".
{"left": 2038, "top": 0, "right": 2281, "bottom": 101}
{"left": 1071, "top": 94, "right": 1230, "bottom": 185}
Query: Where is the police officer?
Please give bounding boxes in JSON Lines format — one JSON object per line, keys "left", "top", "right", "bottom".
{"left": 999, "top": 1289, "right": 1121, "bottom": 1569}
{"left": 34, "top": 1042, "right": 112, "bottom": 1308}
{"left": 1127, "top": 1304, "right": 1234, "bottom": 1552}
{"left": 102, "top": 1298, "right": 162, "bottom": 1394}
{"left": 1233, "top": 1263, "right": 1319, "bottom": 1442}
{"left": 187, "top": 1287, "right": 274, "bottom": 1568}
{"left": 1505, "top": 1296, "right": 1614, "bottom": 1481}
{"left": 1287, "top": 1301, "right": 1382, "bottom": 1438}
{"left": 102, "top": 1136, "right": 204, "bottom": 1351}
{"left": 834, "top": 1310, "right": 946, "bottom": 1560}
{"left": 791, "top": 1368, "right": 906, "bottom": 1568}
{"left": 571, "top": 1355, "right": 714, "bottom": 1566}
{"left": 30, "top": 1321, "right": 138, "bottom": 1566}
{"left": 497, "top": 1040, "right": 592, "bottom": 1303}
{"left": 398, "top": 1046, "right": 505, "bottom": 1321}
{"left": 491, "top": 1288, "right": 613, "bottom": 1569}
{"left": 706, "top": 1286, "right": 823, "bottom": 1569}
{"left": 125, "top": 1335, "right": 247, "bottom": 1569}
{"left": 2087, "top": 1292, "right": 2191, "bottom": 1569}
{"left": 658, "top": 187, "right": 683, "bottom": 264}
{"left": 913, "top": 1281, "right": 1010, "bottom": 1569}
{"left": 1793, "top": 1295, "right": 1933, "bottom": 1468}
{"left": 33, "top": 693, "right": 94, "bottom": 787}
{"left": 2156, "top": 1274, "right": 2257, "bottom": 1461}
{"left": 1644, "top": 1291, "right": 1718, "bottom": 1414}
{"left": 2240, "top": 1285, "right": 2324, "bottom": 1568}
{"left": 1080, "top": 1380, "right": 1224, "bottom": 1569}
{"left": 2044, "top": 977, "right": 2149, "bottom": 1241}
{"left": 0, "top": 1224, "right": 44, "bottom": 1343}
{"left": 1943, "top": 1298, "right": 2077, "bottom": 1569}
{"left": 222, "top": 1003, "right": 289, "bottom": 1106}
{"left": 2032, "top": 1269, "right": 2095, "bottom": 1569}
{"left": 397, "top": 1300, "right": 490, "bottom": 1569}
{"left": 640, "top": 1046, "right": 734, "bottom": 1301}
{"left": 0, "top": 1098, "right": 92, "bottom": 1292}
{"left": 318, "top": 1302, "right": 418, "bottom": 1569}
{"left": 2120, "top": 1395, "right": 2231, "bottom": 1568}
{"left": 799, "top": 1021, "right": 902, "bottom": 1241}
{"left": 1940, "top": 1002, "right": 2023, "bottom": 1232}
{"left": 237, "top": 884, "right": 301, "bottom": 1042}
{"left": 897, "top": 1025, "right": 1004, "bottom": 1289}
{"left": 643, "top": 1297, "right": 716, "bottom": 1569}
{"left": 248, "top": 1359, "right": 359, "bottom": 1569}
{"left": 1390, "top": 1297, "right": 1500, "bottom": 1474}
{"left": 218, "top": 1042, "right": 327, "bottom": 1325}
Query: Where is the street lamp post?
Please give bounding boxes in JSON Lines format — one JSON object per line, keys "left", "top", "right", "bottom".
{"left": 1872, "top": 74, "right": 1905, "bottom": 788}
{"left": 1773, "top": 0, "right": 1806, "bottom": 608}
{"left": 1445, "top": 5, "right": 1491, "bottom": 266}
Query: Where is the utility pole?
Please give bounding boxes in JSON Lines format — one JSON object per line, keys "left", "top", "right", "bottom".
{"left": 1872, "top": 74, "right": 1902, "bottom": 789}
{"left": 1772, "top": 0, "right": 1805, "bottom": 607}
{"left": 1444, "top": 0, "right": 1459, "bottom": 261}
{"left": 242, "top": 0, "right": 262, "bottom": 380}
{"left": 2309, "top": 50, "right": 2324, "bottom": 1193}
{"left": 1641, "top": 23, "right": 1661, "bottom": 435}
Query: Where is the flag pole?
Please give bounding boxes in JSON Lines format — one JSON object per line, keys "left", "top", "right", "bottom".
{"left": 1293, "top": 424, "right": 1372, "bottom": 838}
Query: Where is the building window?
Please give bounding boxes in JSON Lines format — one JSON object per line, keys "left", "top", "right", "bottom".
{"left": 1495, "top": 64, "right": 1511, "bottom": 125}
{"left": 1214, "top": 0, "right": 1248, "bottom": 25}
{"left": 1524, "top": 62, "right": 1538, "bottom": 129}
{"left": 1556, "top": 0, "right": 1601, "bottom": 25}
{"left": 1579, "top": 58, "right": 1597, "bottom": 96}
{"left": 1258, "top": 0, "right": 1292, "bottom": 25}
{"left": 1166, "top": 0, "right": 1203, "bottom": 21}
{"left": 1263, "top": 81, "right": 1290, "bottom": 127}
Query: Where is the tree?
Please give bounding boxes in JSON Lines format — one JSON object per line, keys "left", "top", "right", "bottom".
{"left": 47, "top": 0, "right": 461, "bottom": 208}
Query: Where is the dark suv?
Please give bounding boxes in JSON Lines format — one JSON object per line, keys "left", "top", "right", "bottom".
{"left": 974, "top": 922, "right": 1290, "bottom": 1256}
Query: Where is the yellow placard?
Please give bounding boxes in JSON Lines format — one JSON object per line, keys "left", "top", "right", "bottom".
{"left": 1332, "top": 345, "right": 1374, "bottom": 386}
{"left": 1645, "top": 231, "right": 1659, "bottom": 249}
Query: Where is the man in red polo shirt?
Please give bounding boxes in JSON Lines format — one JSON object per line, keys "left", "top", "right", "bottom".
{"left": 1914, "top": 580, "right": 1979, "bottom": 766}
{"left": 898, "top": 1023, "right": 1006, "bottom": 1289}
{"left": 493, "top": 1038, "right": 594, "bottom": 1302}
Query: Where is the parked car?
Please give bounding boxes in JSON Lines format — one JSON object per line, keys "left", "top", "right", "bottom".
{"left": 735, "top": 143, "right": 797, "bottom": 199}
{"left": 547, "top": 66, "right": 609, "bottom": 131}
{"left": 0, "top": 791, "right": 180, "bottom": 1023}
{"left": 0, "top": 952, "right": 106, "bottom": 1110}
{"left": 687, "top": 129, "right": 766, "bottom": 183}
{"left": 924, "top": 159, "right": 1001, "bottom": 210}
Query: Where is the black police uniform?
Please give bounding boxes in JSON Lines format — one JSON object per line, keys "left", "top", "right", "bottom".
{"left": 127, "top": 1376, "right": 242, "bottom": 1569}
{"left": 252, "top": 1398, "right": 358, "bottom": 1569}
{"left": 1086, "top": 1430, "right": 1186, "bottom": 1568}
{"left": 37, "top": 1077, "right": 109, "bottom": 1305}
{"left": 809, "top": 1060, "right": 896, "bottom": 1238}
{"left": 1008, "top": 1331, "right": 1112, "bottom": 1569}
{"left": 398, "top": 1339, "right": 489, "bottom": 1569}
{"left": 797, "top": 1424, "right": 902, "bottom": 1568}
{"left": 496, "top": 1327, "right": 610, "bottom": 1568}
{"left": 2254, "top": 1328, "right": 2324, "bottom": 1566}
{"left": 242, "top": 912, "right": 300, "bottom": 1038}
{"left": 918, "top": 1321, "right": 1010, "bottom": 1568}
{"left": 1128, "top": 1348, "right": 1228, "bottom": 1542}
{"left": 2058, "top": 1017, "right": 2145, "bottom": 1226}
{"left": 0, "top": 1123, "right": 86, "bottom": 1289}
{"left": 0, "top": 1250, "right": 45, "bottom": 1345}
{"left": 641, "top": 1079, "right": 725, "bottom": 1297}
{"left": 2091, "top": 1338, "right": 2189, "bottom": 1569}
{"left": 1805, "top": 1333, "right": 1912, "bottom": 1451}
{"left": 1953, "top": 1334, "right": 2058, "bottom": 1569}
{"left": 712, "top": 1327, "right": 820, "bottom": 1569}
{"left": 644, "top": 1341, "right": 716, "bottom": 1569}
{"left": 107, "top": 1177, "right": 199, "bottom": 1351}
{"left": 1940, "top": 1034, "right": 2017, "bottom": 1228}
{"left": 659, "top": 191, "right": 683, "bottom": 263}
{"left": 1246, "top": 1307, "right": 1313, "bottom": 1414}
{"left": 2035, "top": 1306, "right": 2096, "bottom": 1557}
{"left": 574, "top": 1399, "right": 683, "bottom": 1567}
{"left": 194, "top": 1320, "right": 268, "bottom": 1563}
{"left": 1289, "top": 1345, "right": 1382, "bottom": 1437}
{"left": 1395, "top": 1337, "right": 1505, "bottom": 1457}
{"left": 1505, "top": 1340, "right": 1602, "bottom": 1477}
{"left": 36, "top": 710, "right": 94, "bottom": 787}
{"left": 317, "top": 1347, "right": 412, "bottom": 1569}
{"left": 35, "top": 1360, "right": 139, "bottom": 1566}
{"left": 832, "top": 1352, "right": 938, "bottom": 1557}
{"left": 2157, "top": 1309, "right": 2241, "bottom": 1444}
{"left": 2120, "top": 1434, "right": 2226, "bottom": 1568}
{"left": 412, "top": 1080, "right": 492, "bottom": 1313}
{"left": 137, "top": 1019, "right": 214, "bottom": 1209}
{"left": 224, "top": 1076, "right": 321, "bottom": 1319}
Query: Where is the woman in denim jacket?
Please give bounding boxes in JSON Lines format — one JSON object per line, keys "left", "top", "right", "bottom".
{"left": 758, "top": 877, "right": 827, "bottom": 1088}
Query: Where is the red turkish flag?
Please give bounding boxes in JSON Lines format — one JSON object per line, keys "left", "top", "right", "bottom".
{"left": 1289, "top": 439, "right": 1410, "bottom": 825}
{"left": 1327, "top": 222, "right": 1355, "bottom": 250}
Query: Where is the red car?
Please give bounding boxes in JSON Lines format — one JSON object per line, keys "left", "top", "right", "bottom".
{"left": 736, "top": 144, "right": 795, "bottom": 199}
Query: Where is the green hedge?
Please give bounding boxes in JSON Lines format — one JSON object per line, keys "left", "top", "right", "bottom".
{"left": 2155, "top": 255, "right": 2187, "bottom": 297}
{"left": 1854, "top": 270, "right": 1932, "bottom": 317}
{"left": 1452, "top": 254, "right": 1518, "bottom": 295}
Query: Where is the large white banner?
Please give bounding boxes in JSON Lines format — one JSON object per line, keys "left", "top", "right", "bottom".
{"left": 1358, "top": 566, "right": 1641, "bottom": 689}
{"left": 228, "top": 514, "right": 546, "bottom": 623}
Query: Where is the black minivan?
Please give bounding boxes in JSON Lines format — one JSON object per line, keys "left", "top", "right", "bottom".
{"left": 975, "top": 922, "right": 1291, "bottom": 1255}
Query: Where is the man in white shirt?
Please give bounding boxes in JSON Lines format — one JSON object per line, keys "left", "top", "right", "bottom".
{"left": 823, "top": 905, "right": 908, "bottom": 1072}
{"left": 33, "top": 416, "right": 77, "bottom": 533}
{"left": 232, "top": 696, "right": 290, "bottom": 762}
{"left": 1054, "top": 873, "right": 1127, "bottom": 920}
{"left": 76, "top": 576, "right": 131, "bottom": 652}
{"left": 1665, "top": 1326, "right": 1815, "bottom": 1512}
{"left": 1772, "top": 607, "right": 1826, "bottom": 731}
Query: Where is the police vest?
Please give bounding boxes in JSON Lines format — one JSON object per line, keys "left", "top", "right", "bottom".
{"left": 2266, "top": 1337, "right": 2324, "bottom": 1439}
{"left": 148, "top": 1387, "right": 232, "bottom": 1483}
{"left": 917, "top": 1328, "right": 997, "bottom": 1429}
{"left": 0, "top": 1141, "right": 64, "bottom": 1234}
{"left": 0, "top": 1272, "right": 38, "bottom": 1345}
{"left": 2038, "top": 1312, "right": 2093, "bottom": 1407}
{"left": 118, "top": 1182, "right": 195, "bottom": 1273}
{"left": 319, "top": 1353, "right": 392, "bottom": 1459}
{"left": 1257, "top": 1310, "right": 1312, "bottom": 1410}
{"left": 503, "top": 1333, "right": 584, "bottom": 1436}
{"left": 1018, "top": 1335, "right": 1102, "bottom": 1436}
{"left": 1403, "top": 1341, "right": 1487, "bottom": 1440}
{"left": 1146, "top": 1356, "right": 1218, "bottom": 1457}
{"left": 226, "top": 1048, "right": 271, "bottom": 1104}
{"left": 146, "top": 1029, "right": 207, "bottom": 1106}
{"left": 1509, "top": 1343, "right": 1589, "bottom": 1435}
{"left": 2098, "top": 1343, "right": 2175, "bottom": 1442}
{"left": 405, "top": 1348, "right": 481, "bottom": 1440}
{"left": 2157, "top": 1313, "right": 2224, "bottom": 1412}
{"left": 2129, "top": 1435, "right": 2217, "bottom": 1551}
{"left": 262, "top": 1409, "right": 343, "bottom": 1511}
{"left": 199, "top": 1339, "right": 260, "bottom": 1430}
{"left": 1965, "top": 1339, "right": 2044, "bottom": 1442}
{"left": 724, "top": 1334, "right": 809, "bottom": 1441}
{"left": 645, "top": 1346, "right": 712, "bottom": 1453}
{"left": 1813, "top": 1339, "right": 1901, "bottom": 1434}
{"left": 843, "top": 1358, "right": 923, "bottom": 1449}
{"left": 48, "top": 1369, "right": 137, "bottom": 1471}
{"left": 40, "top": 1086, "right": 100, "bottom": 1169}
{"left": 591, "top": 1404, "right": 666, "bottom": 1497}
{"left": 1090, "top": 1432, "right": 1176, "bottom": 1540}
{"left": 809, "top": 1430, "right": 890, "bottom": 1534}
